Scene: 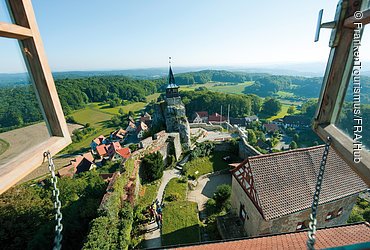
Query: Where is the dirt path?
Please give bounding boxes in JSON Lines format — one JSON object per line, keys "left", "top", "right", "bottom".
{"left": 143, "top": 168, "right": 181, "bottom": 249}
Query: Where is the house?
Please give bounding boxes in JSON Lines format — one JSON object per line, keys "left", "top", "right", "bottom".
{"left": 110, "top": 128, "right": 127, "bottom": 142}
{"left": 263, "top": 123, "right": 280, "bottom": 133}
{"left": 112, "top": 147, "right": 131, "bottom": 162}
{"left": 126, "top": 121, "right": 136, "bottom": 133}
{"left": 106, "top": 141, "right": 131, "bottom": 162}
{"left": 192, "top": 111, "right": 209, "bottom": 123}
{"left": 90, "top": 135, "right": 106, "bottom": 151}
{"left": 230, "top": 146, "right": 367, "bottom": 237}
{"left": 208, "top": 113, "right": 226, "bottom": 123}
{"left": 245, "top": 115, "right": 259, "bottom": 124}
{"left": 173, "top": 222, "right": 370, "bottom": 250}
{"left": 96, "top": 144, "right": 109, "bottom": 159}
{"left": 136, "top": 121, "right": 148, "bottom": 139}
{"left": 58, "top": 152, "right": 96, "bottom": 177}
{"left": 283, "top": 115, "right": 311, "bottom": 128}
{"left": 256, "top": 139, "right": 269, "bottom": 150}
{"left": 272, "top": 118, "right": 284, "bottom": 126}
{"left": 229, "top": 117, "right": 246, "bottom": 126}
{"left": 140, "top": 112, "right": 152, "bottom": 125}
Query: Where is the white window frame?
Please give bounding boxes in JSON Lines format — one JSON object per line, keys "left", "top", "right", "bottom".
{"left": 314, "top": 0, "right": 370, "bottom": 186}
{"left": 0, "top": 0, "right": 71, "bottom": 194}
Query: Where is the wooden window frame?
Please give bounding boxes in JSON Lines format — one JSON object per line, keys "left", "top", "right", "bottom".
{"left": 0, "top": 0, "right": 71, "bottom": 194}
{"left": 314, "top": 0, "right": 370, "bottom": 186}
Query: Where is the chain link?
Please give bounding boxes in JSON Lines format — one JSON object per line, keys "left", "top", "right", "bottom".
{"left": 307, "top": 137, "right": 331, "bottom": 250}
{"left": 44, "top": 151, "right": 63, "bottom": 250}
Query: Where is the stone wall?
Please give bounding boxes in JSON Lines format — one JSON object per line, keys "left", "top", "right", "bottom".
{"left": 231, "top": 175, "right": 360, "bottom": 237}
{"left": 189, "top": 122, "right": 223, "bottom": 131}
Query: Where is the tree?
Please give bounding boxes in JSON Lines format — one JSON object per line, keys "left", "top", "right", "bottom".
{"left": 290, "top": 141, "right": 298, "bottom": 149}
{"left": 363, "top": 208, "right": 370, "bottom": 222}
{"left": 141, "top": 152, "right": 164, "bottom": 183}
{"left": 213, "top": 184, "right": 231, "bottom": 208}
{"left": 293, "top": 133, "right": 299, "bottom": 143}
{"left": 247, "top": 129, "right": 257, "bottom": 145}
{"left": 262, "top": 97, "right": 282, "bottom": 116}
{"left": 287, "top": 105, "right": 296, "bottom": 114}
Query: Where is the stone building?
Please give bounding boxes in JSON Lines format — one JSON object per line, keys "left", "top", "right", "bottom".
{"left": 230, "top": 145, "right": 367, "bottom": 237}
{"left": 152, "top": 65, "right": 191, "bottom": 150}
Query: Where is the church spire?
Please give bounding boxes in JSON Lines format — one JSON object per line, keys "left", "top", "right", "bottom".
{"left": 166, "top": 57, "right": 179, "bottom": 98}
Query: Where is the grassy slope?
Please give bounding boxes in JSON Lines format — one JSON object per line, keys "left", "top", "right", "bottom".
{"left": 163, "top": 178, "right": 187, "bottom": 202}
{"left": 185, "top": 151, "right": 231, "bottom": 179}
{"left": 264, "top": 104, "right": 290, "bottom": 121}
{"left": 0, "top": 138, "right": 10, "bottom": 156}
{"left": 162, "top": 201, "right": 200, "bottom": 246}
{"left": 62, "top": 93, "right": 159, "bottom": 153}
{"left": 162, "top": 179, "right": 200, "bottom": 246}
{"left": 137, "top": 180, "right": 161, "bottom": 208}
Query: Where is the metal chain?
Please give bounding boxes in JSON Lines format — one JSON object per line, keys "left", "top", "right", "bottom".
{"left": 44, "top": 151, "right": 63, "bottom": 250}
{"left": 307, "top": 137, "right": 331, "bottom": 250}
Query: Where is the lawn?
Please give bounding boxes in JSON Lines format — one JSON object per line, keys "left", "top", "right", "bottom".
{"left": 162, "top": 201, "right": 200, "bottom": 246}
{"left": 0, "top": 138, "right": 9, "bottom": 157}
{"left": 184, "top": 151, "right": 232, "bottom": 179}
{"left": 72, "top": 104, "right": 112, "bottom": 127}
{"left": 164, "top": 178, "right": 187, "bottom": 202}
{"left": 137, "top": 180, "right": 161, "bottom": 208}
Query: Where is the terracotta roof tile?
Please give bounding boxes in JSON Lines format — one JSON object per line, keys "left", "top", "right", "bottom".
{"left": 174, "top": 223, "right": 370, "bottom": 250}
{"left": 233, "top": 146, "right": 367, "bottom": 220}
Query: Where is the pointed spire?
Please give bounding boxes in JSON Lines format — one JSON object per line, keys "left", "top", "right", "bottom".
{"left": 167, "top": 57, "right": 178, "bottom": 89}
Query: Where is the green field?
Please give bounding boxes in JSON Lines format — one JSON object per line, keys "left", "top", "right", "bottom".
{"left": 181, "top": 81, "right": 253, "bottom": 95}
{"left": 0, "top": 138, "right": 10, "bottom": 156}
{"left": 96, "top": 93, "right": 160, "bottom": 115}
{"left": 62, "top": 93, "right": 160, "bottom": 153}
{"left": 266, "top": 104, "right": 290, "bottom": 121}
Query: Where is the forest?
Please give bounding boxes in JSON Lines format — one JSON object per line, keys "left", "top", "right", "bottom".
{"left": 180, "top": 90, "right": 262, "bottom": 118}
{"left": 0, "top": 76, "right": 165, "bottom": 132}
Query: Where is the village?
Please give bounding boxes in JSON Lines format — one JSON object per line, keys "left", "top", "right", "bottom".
{"left": 50, "top": 67, "right": 369, "bottom": 249}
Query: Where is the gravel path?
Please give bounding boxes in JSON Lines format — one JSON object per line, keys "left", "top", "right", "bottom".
{"left": 188, "top": 173, "right": 232, "bottom": 211}
{"left": 143, "top": 168, "right": 181, "bottom": 249}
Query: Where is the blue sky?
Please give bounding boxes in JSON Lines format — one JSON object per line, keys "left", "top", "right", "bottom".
{"left": 1, "top": 0, "right": 369, "bottom": 73}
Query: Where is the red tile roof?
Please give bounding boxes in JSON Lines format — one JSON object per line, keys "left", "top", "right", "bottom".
{"left": 174, "top": 222, "right": 370, "bottom": 250}
{"left": 196, "top": 111, "right": 209, "bottom": 118}
{"left": 263, "top": 123, "right": 279, "bottom": 132}
{"left": 92, "top": 135, "right": 105, "bottom": 145}
{"left": 232, "top": 146, "right": 367, "bottom": 220}
{"left": 96, "top": 144, "right": 108, "bottom": 157}
{"left": 209, "top": 113, "right": 226, "bottom": 122}
{"left": 116, "top": 147, "right": 131, "bottom": 159}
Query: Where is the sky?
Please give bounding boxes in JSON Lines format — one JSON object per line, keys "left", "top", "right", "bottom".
{"left": 0, "top": 0, "right": 369, "bottom": 73}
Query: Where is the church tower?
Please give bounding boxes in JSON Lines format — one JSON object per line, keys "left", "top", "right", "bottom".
{"left": 163, "top": 60, "right": 191, "bottom": 150}
{"left": 166, "top": 66, "right": 179, "bottom": 99}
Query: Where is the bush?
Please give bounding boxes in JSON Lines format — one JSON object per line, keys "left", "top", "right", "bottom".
{"left": 205, "top": 198, "right": 217, "bottom": 214}
{"left": 363, "top": 208, "right": 370, "bottom": 222}
{"left": 166, "top": 193, "right": 181, "bottom": 202}
{"left": 358, "top": 200, "right": 369, "bottom": 209}
{"left": 347, "top": 212, "right": 364, "bottom": 223}
{"left": 213, "top": 185, "right": 231, "bottom": 208}
{"left": 190, "top": 141, "right": 215, "bottom": 160}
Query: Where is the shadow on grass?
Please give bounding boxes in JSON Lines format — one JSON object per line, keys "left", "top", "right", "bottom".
{"left": 162, "top": 224, "right": 201, "bottom": 247}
